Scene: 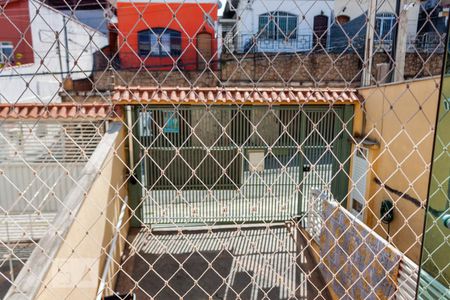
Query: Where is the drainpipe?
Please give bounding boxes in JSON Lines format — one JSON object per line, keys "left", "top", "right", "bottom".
{"left": 96, "top": 198, "right": 128, "bottom": 300}
{"left": 63, "top": 15, "right": 70, "bottom": 77}
{"left": 56, "top": 32, "right": 64, "bottom": 82}
{"left": 126, "top": 106, "right": 135, "bottom": 175}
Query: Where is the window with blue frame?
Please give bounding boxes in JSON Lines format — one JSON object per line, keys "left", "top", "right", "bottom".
{"left": 0, "top": 41, "right": 13, "bottom": 64}
{"left": 258, "top": 12, "right": 298, "bottom": 40}
{"left": 138, "top": 28, "right": 182, "bottom": 57}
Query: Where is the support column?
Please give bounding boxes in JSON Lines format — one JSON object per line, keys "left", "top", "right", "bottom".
{"left": 362, "top": 0, "right": 377, "bottom": 86}
{"left": 393, "top": 0, "right": 409, "bottom": 82}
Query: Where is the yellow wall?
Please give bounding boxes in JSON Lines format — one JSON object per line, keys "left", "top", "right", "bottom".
{"left": 357, "top": 77, "right": 440, "bottom": 262}
{"left": 35, "top": 128, "right": 129, "bottom": 299}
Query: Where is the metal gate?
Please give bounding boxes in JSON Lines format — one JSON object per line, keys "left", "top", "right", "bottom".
{"left": 131, "top": 105, "right": 352, "bottom": 224}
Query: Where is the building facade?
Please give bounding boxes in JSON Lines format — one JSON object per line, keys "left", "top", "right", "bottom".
{"left": 0, "top": 0, "right": 35, "bottom": 66}
{"left": 331, "top": 0, "right": 446, "bottom": 53}
{"left": 221, "top": 0, "right": 334, "bottom": 54}
{"left": 116, "top": 0, "right": 218, "bottom": 71}
{"left": 0, "top": 0, "right": 108, "bottom": 103}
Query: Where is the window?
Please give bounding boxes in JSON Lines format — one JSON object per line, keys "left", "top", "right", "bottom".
{"left": 356, "top": 146, "right": 368, "bottom": 159}
{"left": 0, "top": 42, "right": 13, "bottom": 64}
{"left": 138, "top": 28, "right": 182, "bottom": 57}
{"left": 375, "top": 13, "right": 395, "bottom": 42}
{"left": 258, "top": 12, "right": 298, "bottom": 40}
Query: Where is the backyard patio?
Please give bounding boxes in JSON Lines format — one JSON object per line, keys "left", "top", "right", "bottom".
{"left": 115, "top": 225, "right": 330, "bottom": 300}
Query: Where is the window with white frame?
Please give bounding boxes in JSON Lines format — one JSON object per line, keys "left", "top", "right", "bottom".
{"left": 258, "top": 12, "right": 298, "bottom": 40}
{"left": 0, "top": 42, "right": 13, "bottom": 64}
{"left": 138, "top": 28, "right": 182, "bottom": 57}
{"left": 375, "top": 13, "right": 395, "bottom": 42}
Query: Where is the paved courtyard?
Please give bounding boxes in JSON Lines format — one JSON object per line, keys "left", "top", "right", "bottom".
{"left": 116, "top": 225, "right": 330, "bottom": 300}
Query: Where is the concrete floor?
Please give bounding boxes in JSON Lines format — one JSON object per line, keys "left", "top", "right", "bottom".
{"left": 142, "top": 165, "right": 332, "bottom": 224}
{"left": 115, "top": 225, "right": 330, "bottom": 300}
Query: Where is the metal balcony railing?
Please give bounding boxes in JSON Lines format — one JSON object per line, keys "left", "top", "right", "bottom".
{"left": 236, "top": 33, "right": 313, "bottom": 53}
{"left": 374, "top": 32, "right": 445, "bottom": 53}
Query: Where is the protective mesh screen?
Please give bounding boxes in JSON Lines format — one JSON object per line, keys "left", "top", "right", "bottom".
{"left": 0, "top": 0, "right": 448, "bottom": 299}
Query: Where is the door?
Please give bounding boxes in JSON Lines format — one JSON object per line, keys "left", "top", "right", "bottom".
{"left": 197, "top": 32, "right": 212, "bottom": 70}
{"left": 299, "top": 106, "right": 352, "bottom": 212}
{"left": 131, "top": 105, "right": 353, "bottom": 225}
{"left": 313, "top": 15, "right": 328, "bottom": 48}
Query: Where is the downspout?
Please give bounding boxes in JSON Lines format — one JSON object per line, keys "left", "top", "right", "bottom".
{"left": 56, "top": 32, "right": 64, "bottom": 82}
{"left": 63, "top": 15, "right": 70, "bottom": 77}
{"left": 126, "top": 106, "right": 135, "bottom": 173}
{"left": 96, "top": 198, "right": 128, "bottom": 300}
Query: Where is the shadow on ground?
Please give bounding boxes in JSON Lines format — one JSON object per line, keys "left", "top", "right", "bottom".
{"left": 115, "top": 225, "right": 330, "bottom": 300}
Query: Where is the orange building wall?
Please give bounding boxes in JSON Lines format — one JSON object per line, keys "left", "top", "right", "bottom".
{"left": 117, "top": 2, "right": 218, "bottom": 71}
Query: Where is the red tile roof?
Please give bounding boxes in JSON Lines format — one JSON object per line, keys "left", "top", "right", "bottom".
{"left": 112, "top": 86, "right": 360, "bottom": 105}
{"left": 0, "top": 103, "right": 121, "bottom": 120}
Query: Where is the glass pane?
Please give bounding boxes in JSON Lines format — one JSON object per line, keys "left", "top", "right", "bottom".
{"left": 160, "top": 33, "right": 171, "bottom": 56}
{"left": 268, "top": 18, "right": 275, "bottom": 39}
{"left": 150, "top": 33, "right": 159, "bottom": 55}
{"left": 288, "top": 16, "right": 297, "bottom": 38}
{"left": 278, "top": 15, "right": 287, "bottom": 38}
{"left": 170, "top": 31, "right": 182, "bottom": 56}
{"left": 138, "top": 32, "right": 151, "bottom": 56}
{"left": 418, "top": 26, "right": 450, "bottom": 298}
{"left": 382, "top": 18, "right": 393, "bottom": 40}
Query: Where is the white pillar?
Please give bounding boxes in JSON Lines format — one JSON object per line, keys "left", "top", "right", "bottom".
{"left": 362, "top": 0, "right": 377, "bottom": 86}
{"left": 394, "top": 0, "right": 409, "bottom": 82}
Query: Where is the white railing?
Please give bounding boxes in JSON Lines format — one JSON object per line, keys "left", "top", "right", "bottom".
{"left": 0, "top": 121, "right": 104, "bottom": 241}
{"left": 236, "top": 33, "right": 313, "bottom": 53}
{"left": 0, "top": 163, "right": 84, "bottom": 214}
{"left": 374, "top": 32, "right": 445, "bottom": 53}
{"left": 397, "top": 256, "right": 419, "bottom": 300}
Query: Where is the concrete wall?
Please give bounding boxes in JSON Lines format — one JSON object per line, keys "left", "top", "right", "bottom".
{"left": 356, "top": 77, "right": 440, "bottom": 262}
{"left": 84, "top": 52, "right": 442, "bottom": 92}
{"left": 35, "top": 127, "right": 129, "bottom": 299}
{"left": 219, "top": 52, "right": 443, "bottom": 87}
{"left": 0, "top": 0, "right": 108, "bottom": 103}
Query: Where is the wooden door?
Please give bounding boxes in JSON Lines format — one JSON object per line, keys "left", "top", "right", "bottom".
{"left": 313, "top": 15, "right": 329, "bottom": 48}
{"left": 197, "top": 32, "right": 212, "bottom": 70}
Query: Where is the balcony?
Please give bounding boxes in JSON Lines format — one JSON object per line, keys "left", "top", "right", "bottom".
{"left": 373, "top": 32, "right": 445, "bottom": 53}
{"left": 234, "top": 33, "right": 314, "bottom": 53}
{"left": 1, "top": 84, "right": 445, "bottom": 299}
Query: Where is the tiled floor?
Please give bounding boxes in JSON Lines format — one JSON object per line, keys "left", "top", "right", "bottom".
{"left": 115, "top": 225, "right": 330, "bottom": 300}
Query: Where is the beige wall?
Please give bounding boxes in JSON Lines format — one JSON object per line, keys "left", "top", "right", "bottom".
{"left": 35, "top": 128, "right": 129, "bottom": 299}
{"left": 357, "top": 77, "right": 440, "bottom": 262}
